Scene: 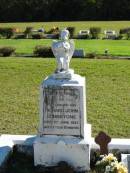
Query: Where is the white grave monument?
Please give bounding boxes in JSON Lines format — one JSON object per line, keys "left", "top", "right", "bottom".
{"left": 34, "top": 29, "right": 92, "bottom": 172}
{"left": 104, "top": 30, "right": 117, "bottom": 39}
{"left": 122, "top": 154, "right": 130, "bottom": 173}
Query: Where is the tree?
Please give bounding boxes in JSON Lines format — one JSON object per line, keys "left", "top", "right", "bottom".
{"left": 0, "top": 0, "right": 130, "bottom": 22}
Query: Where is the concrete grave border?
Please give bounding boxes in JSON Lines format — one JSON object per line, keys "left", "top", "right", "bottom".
{"left": 0, "top": 134, "right": 130, "bottom": 171}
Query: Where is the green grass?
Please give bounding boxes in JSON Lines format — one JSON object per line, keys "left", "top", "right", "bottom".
{"left": 0, "top": 39, "right": 52, "bottom": 54}
{"left": 1, "top": 21, "right": 130, "bottom": 32}
{"left": 0, "top": 58, "right": 130, "bottom": 138}
{"left": 0, "top": 39, "right": 130, "bottom": 56}
{"left": 75, "top": 40, "right": 130, "bottom": 56}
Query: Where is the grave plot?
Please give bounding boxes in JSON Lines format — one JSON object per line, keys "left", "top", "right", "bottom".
{"left": 0, "top": 28, "right": 129, "bottom": 173}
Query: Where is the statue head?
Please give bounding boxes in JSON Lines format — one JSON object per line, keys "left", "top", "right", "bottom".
{"left": 60, "top": 29, "right": 69, "bottom": 41}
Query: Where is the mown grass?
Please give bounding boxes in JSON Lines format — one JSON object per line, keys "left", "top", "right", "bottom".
{"left": 0, "top": 39, "right": 130, "bottom": 56}
{"left": 1, "top": 21, "right": 130, "bottom": 32}
{"left": 0, "top": 58, "right": 130, "bottom": 137}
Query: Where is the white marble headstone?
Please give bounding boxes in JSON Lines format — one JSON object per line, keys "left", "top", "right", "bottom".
{"left": 34, "top": 29, "right": 91, "bottom": 172}
{"left": 39, "top": 74, "right": 87, "bottom": 138}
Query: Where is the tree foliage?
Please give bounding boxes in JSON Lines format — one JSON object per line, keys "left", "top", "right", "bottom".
{"left": 0, "top": 0, "right": 130, "bottom": 22}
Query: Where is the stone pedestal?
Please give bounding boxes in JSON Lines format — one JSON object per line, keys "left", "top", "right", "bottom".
{"left": 34, "top": 73, "right": 91, "bottom": 172}
{"left": 34, "top": 124, "right": 91, "bottom": 172}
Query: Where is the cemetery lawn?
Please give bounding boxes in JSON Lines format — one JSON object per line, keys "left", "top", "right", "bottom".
{"left": 1, "top": 21, "right": 130, "bottom": 32}
{"left": 0, "top": 58, "right": 130, "bottom": 138}
{"left": 1, "top": 39, "right": 130, "bottom": 56}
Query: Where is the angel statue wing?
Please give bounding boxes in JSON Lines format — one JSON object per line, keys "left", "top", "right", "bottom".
{"left": 51, "top": 40, "right": 58, "bottom": 58}
{"left": 68, "top": 39, "right": 75, "bottom": 59}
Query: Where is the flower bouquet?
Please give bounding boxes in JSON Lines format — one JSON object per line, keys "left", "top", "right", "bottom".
{"left": 95, "top": 153, "right": 128, "bottom": 173}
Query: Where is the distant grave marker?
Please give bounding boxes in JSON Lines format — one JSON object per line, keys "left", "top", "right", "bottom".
{"left": 73, "top": 49, "right": 85, "bottom": 57}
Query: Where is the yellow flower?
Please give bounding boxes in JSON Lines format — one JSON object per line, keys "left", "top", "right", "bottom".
{"left": 116, "top": 163, "right": 128, "bottom": 173}
{"left": 96, "top": 153, "right": 128, "bottom": 173}
{"left": 103, "top": 153, "right": 117, "bottom": 162}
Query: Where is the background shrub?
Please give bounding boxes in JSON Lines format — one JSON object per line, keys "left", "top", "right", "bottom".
{"left": 32, "top": 33, "right": 44, "bottom": 39}
{"left": 24, "top": 26, "right": 33, "bottom": 38}
{"left": 34, "top": 45, "right": 53, "bottom": 57}
{"left": 115, "top": 34, "right": 123, "bottom": 40}
{"left": 77, "top": 34, "right": 90, "bottom": 39}
{"left": 0, "top": 47, "right": 15, "bottom": 57}
{"left": 46, "top": 27, "right": 59, "bottom": 34}
{"left": 0, "top": 28, "right": 15, "bottom": 38}
{"left": 90, "top": 27, "right": 101, "bottom": 39}
{"left": 126, "top": 31, "right": 130, "bottom": 40}
{"left": 119, "top": 27, "right": 130, "bottom": 34}
{"left": 86, "top": 52, "right": 96, "bottom": 58}
{"left": 14, "top": 33, "right": 26, "bottom": 39}
{"left": 67, "top": 27, "right": 75, "bottom": 38}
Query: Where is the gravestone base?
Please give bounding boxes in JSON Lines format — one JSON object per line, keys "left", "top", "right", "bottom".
{"left": 34, "top": 124, "right": 91, "bottom": 172}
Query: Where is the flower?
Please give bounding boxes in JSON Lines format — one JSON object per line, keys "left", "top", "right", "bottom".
{"left": 95, "top": 153, "right": 128, "bottom": 173}
{"left": 103, "top": 153, "right": 117, "bottom": 162}
{"left": 105, "top": 165, "right": 111, "bottom": 173}
{"left": 96, "top": 161, "right": 101, "bottom": 165}
{"left": 116, "top": 163, "right": 128, "bottom": 173}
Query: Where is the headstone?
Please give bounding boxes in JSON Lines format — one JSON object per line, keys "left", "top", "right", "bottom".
{"left": 73, "top": 49, "right": 85, "bottom": 58}
{"left": 34, "top": 29, "right": 91, "bottom": 172}
{"left": 40, "top": 79, "right": 86, "bottom": 137}
{"left": 78, "top": 30, "right": 90, "bottom": 35}
{"left": 104, "top": 30, "right": 117, "bottom": 39}
{"left": 95, "top": 131, "right": 111, "bottom": 155}
{"left": 122, "top": 154, "right": 130, "bottom": 173}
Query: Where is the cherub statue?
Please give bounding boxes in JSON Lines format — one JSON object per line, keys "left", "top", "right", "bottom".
{"left": 52, "top": 29, "right": 75, "bottom": 73}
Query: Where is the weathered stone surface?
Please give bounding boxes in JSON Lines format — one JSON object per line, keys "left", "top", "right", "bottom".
{"left": 39, "top": 74, "right": 86, "bottom": 137}
{"left": 42, "top": 87, "right": 80, "bottom": 135}
{"left": 34, "top": 133, "right": 91, "bottom": 172}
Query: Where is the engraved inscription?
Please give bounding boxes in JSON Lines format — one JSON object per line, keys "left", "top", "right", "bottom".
{"left": 43, "top": 87, "right": 81, "bottom": 136}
